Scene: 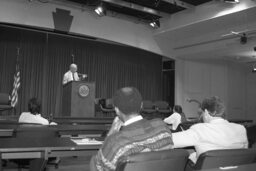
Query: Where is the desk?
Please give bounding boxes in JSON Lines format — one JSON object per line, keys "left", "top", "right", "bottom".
{"left": 53, "top": 117, "right": 114, "bottom": 125}
{"left": 0, "top": 129, "right": 13, "bottom": 137}
{"left": 199, "top": 163, "right": 256, "bottom": 171}
{"left": 0, "top": 137, "right": 102, "bottom": 171}
{"left": 50, "top": 124, "right": 110, "bottom": 137}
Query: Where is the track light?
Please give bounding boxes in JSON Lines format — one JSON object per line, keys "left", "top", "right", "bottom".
{"left": 149, "top": 19, "right": 160, "bottom": 29}
{"left": 95, "top": 3, "right": 106, "bottom": 16}
{"left": 252, "top": 65, "right": 256, "bottom": 73}
{"left": 223, "top": 0, "right": 240, "bottom": 4}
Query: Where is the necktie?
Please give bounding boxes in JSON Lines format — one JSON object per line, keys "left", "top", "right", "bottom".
{"left": 72, "top": 73, "right": 75, "bottom": 81}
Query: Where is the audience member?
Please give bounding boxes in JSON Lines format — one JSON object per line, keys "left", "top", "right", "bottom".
{"left": 172, "top": 96, "right": 248, "bottom": 164}
{"left": 90, "top": 87, "right": 173, "bottom": 171}
{"left": 18, "top": 98, "right": 55, "bottom": 125}
{"left": 164, "top": 105, "right": 186, "bottom": 130}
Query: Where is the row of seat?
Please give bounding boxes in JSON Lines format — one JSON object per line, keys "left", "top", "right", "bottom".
{"left": 116, "top": 148, "right": 256, "bottom": 171}
{"left": 96, "top": 98, "right": 172, "bottom": 118}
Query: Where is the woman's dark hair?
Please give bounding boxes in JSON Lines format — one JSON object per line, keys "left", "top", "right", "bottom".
{"left": 28, "top": 98, "right": 41, "bottom": 114}
{"left": 201, "top": 96, "right": 225, "bottom": 117}
{"left": 173, "top": 105, "right": 183, "bottom": 114}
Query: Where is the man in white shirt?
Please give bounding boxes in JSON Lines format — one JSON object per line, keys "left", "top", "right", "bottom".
{"left": 62, "top": 63, "right": 87, "bottom": 85}
{"left": 172, "top": 96, "right": 248, "bottom": 164}
{"left": 19, "top": 98, "right": 50, "bottom": 125}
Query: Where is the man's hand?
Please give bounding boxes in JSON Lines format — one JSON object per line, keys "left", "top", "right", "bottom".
{"left": 82, "top": 74, "right": 87, "bottom": 79}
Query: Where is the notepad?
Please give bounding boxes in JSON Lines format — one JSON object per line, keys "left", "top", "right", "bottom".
{"left": 71, "top": 138, "right": 103, "bottom": 145}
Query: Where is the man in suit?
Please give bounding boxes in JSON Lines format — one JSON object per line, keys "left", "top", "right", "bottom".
{"left": 62, "top": 63, "right": 87, "bottom": 85}
{"left": 90, "top": 87, "right": 173, "bottom": 171}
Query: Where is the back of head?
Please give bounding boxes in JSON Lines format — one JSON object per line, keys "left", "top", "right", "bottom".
{"left": 113, "top": 87, "right": 142, "bottom": 115}
{"left": 28, "top": 98, "right": 41, "bottom": 115}
{"left": 201, "top": 96, "right": 225, "bottom": 118}
{"left": 173, "top": 105, "right": 183, "bottom": 114}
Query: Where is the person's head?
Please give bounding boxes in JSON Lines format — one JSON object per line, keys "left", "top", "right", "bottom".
{"left": 173, "top": 105, "right": 183, "bottom": 114}
{"left": 200, "top": 96, "right": 225, "bottom": 123}
{"left": 112, "top": 87, "right": 142, "bottom": 122}
{"left": 28, "top": 98, "right": 41, "bottom": 115}
{"left": 70, "top": 63, "right": 77, "bottom": 73}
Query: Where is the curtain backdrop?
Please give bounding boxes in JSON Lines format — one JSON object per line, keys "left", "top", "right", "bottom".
{"left": 0, "top": 26, "right": 163, "bottom": 117}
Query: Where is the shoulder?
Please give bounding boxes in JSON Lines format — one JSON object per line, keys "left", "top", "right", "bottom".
{"left": 18, "top": 112, "right": 35, "bottom": 122}
{"left": 64, "top": 71, "right": 70, "bottom": 76}
{"left": 190, "top": 122, "right": 207, "bottom": 130}
{"left": 19, "top": 112, "right": 33, "bottom": 119}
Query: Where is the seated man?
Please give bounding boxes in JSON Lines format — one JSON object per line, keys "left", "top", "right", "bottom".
{"left": 19, "top": 98, "right": 55, "bottom": 125}
{"left": 90, "top": 87, "right": 173, "bottom": 171}
{"left": 172, "top": 96, "right": 248, "bottom": 164}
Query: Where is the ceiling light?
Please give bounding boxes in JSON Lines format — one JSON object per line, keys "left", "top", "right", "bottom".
{"left": 252, "top": 66, "right": 256, "bottom": 73}
{"left": 95, "top": 3, "right": 106, "bottom": 16}
{"left": 149, "top": 19, "right": 160, "bottom": 29}
{"left": 223, "top": 0, "right": 240, "bottom": 4}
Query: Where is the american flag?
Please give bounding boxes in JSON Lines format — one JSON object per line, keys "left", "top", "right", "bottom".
{"left": 10, "top": 62, "right": 21, "bottom": 107}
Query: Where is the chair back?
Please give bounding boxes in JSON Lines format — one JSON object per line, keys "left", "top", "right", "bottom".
{"left": 15, "top": 125, "right": 59, "bottom": 139}
{"left": 0, "top": 93, "right": 10, "bottom": 105}
{"left": 142, "top": 101, "right": 154, "bottom": 109}
{"left": 154, "top": 101, "right": 169, "bottom": 110}
{"left": 193, "top": 149, "right": 256, "bottom": 170}
{"left": 116, "top": 149, "right": 189, "bottom": 171}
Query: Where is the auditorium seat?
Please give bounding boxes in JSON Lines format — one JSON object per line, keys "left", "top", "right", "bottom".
{"left": 140, "top": 100, "right": 156, "bottom": 119}
{"left": 154, "top": 101, "right": 171, "bottom": 118}
{"left": 186, "top": 149, "right": 256, "bottom": 171}
{"left": 246, "top": 124, "right": 256, "bottom": 148}
{"left": 115, "top": 149, "right": 189, "bottom": 171}
{"left": 0, "top": 93, "right": 13, "bottom": 113}
{"left": 99, "top": 98, "right": 115, "bottom": 117}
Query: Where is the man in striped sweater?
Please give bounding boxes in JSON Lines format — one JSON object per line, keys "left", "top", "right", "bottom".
{"left": 90, "top": 87, "right": 173, "bottom": 171}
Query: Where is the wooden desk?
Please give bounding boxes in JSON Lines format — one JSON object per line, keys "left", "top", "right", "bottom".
{"left": 0, "top": 137, "right": 101, "bottom": 171}
{"left": 53, "top": 117, "right": 114, "bottom": 125}
{"left": 199, "top": 163, "right": 256, "bottom": 171}
{"left": 0, "top": 129, "right": 13, "bottom": 137}
{"left": 50, "top": 124, "right": 110, "bottom": 137}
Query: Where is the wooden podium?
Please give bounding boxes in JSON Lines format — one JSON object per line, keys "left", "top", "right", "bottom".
{"left": 62, "top": 81, "right": 95, "bottom": 117}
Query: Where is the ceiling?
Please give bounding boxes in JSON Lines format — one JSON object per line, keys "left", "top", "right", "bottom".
{"left": 66, "top": 0, "right": 213, "bottom": 21}
{"left": 154, "top": 2, "right": 256, "bottom": 63}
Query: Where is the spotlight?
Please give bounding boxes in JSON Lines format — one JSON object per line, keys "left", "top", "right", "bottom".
{"left": 95, "top": 3, "right": 106, "bottom": 16}
{"left": 252, "top": 66, "right": 256, "bottom": 73}
{"left": 149, "top": 19, "right": 160, "bottom": 29}
{"left": 223, "top": 0, "right": 240, "bottom": 4}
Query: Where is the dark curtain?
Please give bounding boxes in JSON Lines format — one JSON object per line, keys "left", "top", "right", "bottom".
{"left": 0, "top": 26, "right": 163, "bottom": 117}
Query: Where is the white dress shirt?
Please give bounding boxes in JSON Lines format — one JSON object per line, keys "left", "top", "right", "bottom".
{"left": 18, "top": 112, "right": 49, "bottom": 125}
{"left": 172, "top": 118, "right": 248, "bottom": 163}
{"left": 123, "top": 115, "right": 143, "bottom": 126}
{"left": 62, "top": 71, "right": 80, "bottom": 85}
{"left": 164, "top": 112, "right": 182, "bottom": 130}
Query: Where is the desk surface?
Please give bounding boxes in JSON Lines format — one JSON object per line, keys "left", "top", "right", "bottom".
{"left": 200, "top": 163, "right": 256, "bottom": 171}
{"left": 0, "top": 137, "right": 101, "bottom": 153}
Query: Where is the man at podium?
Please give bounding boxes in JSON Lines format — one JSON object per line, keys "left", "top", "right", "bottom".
{"left": 62, "top": 63, "right": 87, "bottom": 85}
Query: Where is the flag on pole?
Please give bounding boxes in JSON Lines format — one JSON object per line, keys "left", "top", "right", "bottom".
{"left": 11, "top": 51, "right": 21, "bottom": 107}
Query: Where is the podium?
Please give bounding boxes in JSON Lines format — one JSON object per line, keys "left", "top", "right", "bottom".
{"left": 62, "top": 81, "right": 95, "bottom": 117}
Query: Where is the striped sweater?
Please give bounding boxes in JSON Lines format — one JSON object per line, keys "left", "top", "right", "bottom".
{"left": 94, "top": 118, "right": 173, "bottom": 171}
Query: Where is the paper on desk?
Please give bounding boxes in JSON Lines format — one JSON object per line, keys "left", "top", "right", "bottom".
{"left": 71, "top": 138, "right": 103, "bottom": 145}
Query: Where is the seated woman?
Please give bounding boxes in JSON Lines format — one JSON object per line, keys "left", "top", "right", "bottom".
{"left": 164, "top": 105, "right": 186, "bottom": 131}
{"left": 19, "top": 98, "right": 55, "bottom": 125}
